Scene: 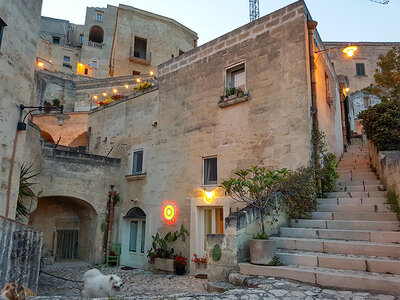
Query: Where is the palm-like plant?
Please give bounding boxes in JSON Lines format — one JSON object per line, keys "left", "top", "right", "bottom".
{"left": 16, "top": 164, "right": 40, "bottom": 221}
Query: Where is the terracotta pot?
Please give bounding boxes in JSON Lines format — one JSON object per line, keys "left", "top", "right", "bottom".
{"left": 249, "top": 239, "right": 276, "bottom": 265}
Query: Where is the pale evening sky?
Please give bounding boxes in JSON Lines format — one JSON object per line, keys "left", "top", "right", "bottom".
{"left": 41, "top": 0, "right": 400, "bottom": 45}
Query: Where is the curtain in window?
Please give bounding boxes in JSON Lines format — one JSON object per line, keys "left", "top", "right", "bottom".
{"left": 204, "top": 157, "right": 217, "bottom": 185}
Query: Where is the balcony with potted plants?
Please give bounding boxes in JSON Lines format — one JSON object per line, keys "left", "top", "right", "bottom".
{"left": 218, "top": 87, "right": 249, "bottom": 108}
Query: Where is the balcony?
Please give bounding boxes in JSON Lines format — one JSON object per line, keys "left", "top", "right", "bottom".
{"left": 129, "top": 48, "right": 152, "bottom": 65}
{"left": 88, "top": 41, "right": 103, "bottom": 49}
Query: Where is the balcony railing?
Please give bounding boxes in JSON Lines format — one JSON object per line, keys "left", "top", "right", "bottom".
{"left": 129, "top": 48, "right": 152, "bottom": 65}
{"left": 88, "top": 41, "right": 103, "bottom": 49}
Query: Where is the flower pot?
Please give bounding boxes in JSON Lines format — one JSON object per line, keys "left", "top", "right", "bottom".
{"left": 174, "top": 264, "right": 186, "bottom": 275}
{"left": 249, "top": 239, "right": 276, "bottom": 265}
{"left": 228, "top": 94, "right": 237, "bottom": 100}
{"left": 154, "top": 258, "right": 175, "bottom": 272}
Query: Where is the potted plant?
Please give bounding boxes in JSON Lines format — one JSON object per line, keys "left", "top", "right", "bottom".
{"left": 52, "top": 98, "right": 61, "bottom": 107}
{"left": 191, "top": 253, "right": 207, "bottom": 271}
{"left": 174, "top": 255, "right": 187, "bottom": 275}
{"left": 221, "top": 166, "right": 288, "bottom": 265}
{"left": 226, "top": 87, "right": 237, "bottom": 100}
{"left": 236, "top": 88, "right": 244, "bottom": 97}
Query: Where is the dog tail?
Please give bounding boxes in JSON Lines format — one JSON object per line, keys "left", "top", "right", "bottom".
{"left": 83, "top": 269, "right": 102, "bottom": 280}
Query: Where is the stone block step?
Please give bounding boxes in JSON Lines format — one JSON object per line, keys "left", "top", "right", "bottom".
{"left": 276, "top": 250, "right": 400, "bottom": 275}
{"left": 323, "top": 191, "right": 386, "bottom": 198}
{"left": 271, "top": 237, "right": 400, "bottom": 258}
{"left": 311, "top": 211, "right": 398, "bottom": 221}
{"left": 317, "top": 197, "right": 387, "bottom": 205}
{"left": 317, "top": 204, "right": 390, "bottom": 213}
{"left": 335, "top": 185, "right": 384, "bottom": 192}
{"left": 338, "top": 174, "right": 378, "bottom": 180}
{"left": 238, "top": 263, "right": 400, "bottom": 293}
{"left": 336, "top": 179, "right": 381, "bottom": 187}
{"left": 281, "top": 227, "right": 400, "bottom": 243}
{"left": 290, "top": 219, "right": 400, "bottom": 231}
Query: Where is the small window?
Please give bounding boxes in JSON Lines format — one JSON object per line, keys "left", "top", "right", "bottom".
{"left": 79, "top": 34, "right": 84, "bottom": 44}
{"left": 132, "top": 149, "right": 144, "bottom": 175}
{"left": 0, "top": 18, "right": 7, "bottom": 50}
{"left": 96, "top": 14, "right": 102, "bottom": 21}
{"left": 226, "top": 63, "right": 245, "bottom": 90}
{"left": 84, "top": 68, "right": 88, "bottom": 75}
{"left": 325, "top": 72, "right": 331, "bottom": 104}
{"left": 356, "top": 63, "right": 366, "bottom": 76}
{"left": 132, "top": 70, "right": 141, "bottom": 76}
{"left": 134, "top": 37, "right": 147, "bottom": 60}
{"left": 203, "top": 157, "right": 217, "bottom": 185}
{"left": 91, "top": 59, "right": 98, "bottom": 69}
{"left": 52, "top": 36, "right": 60, "bottom": 44}
{"left": 63, "top": 56, "right": 71, "bottom": 63}
{"left": 179, "top": 50, "right": 185, "bottom": 56}
{"left": 129, "top": 221, "right": 138, "bottom": 252}
{"left": 363, "top": 96, "right": 371, "bottom": 108}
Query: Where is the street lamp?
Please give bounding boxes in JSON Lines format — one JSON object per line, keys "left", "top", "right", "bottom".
{"left": 17, "top": 104, "right": 70, "bottom": 130}
{"left": 315, "top": 45, "right": 358, "bottom": 61}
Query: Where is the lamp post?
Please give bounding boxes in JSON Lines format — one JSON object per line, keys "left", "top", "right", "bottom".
{"left": 315, "top": 45, "right": 358, "bottom": 62}
{"left": 17, "top": 104, "right": 70, "bottom": 130}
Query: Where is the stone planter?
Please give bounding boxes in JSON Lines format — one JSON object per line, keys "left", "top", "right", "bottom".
{"left": 249, "top": 239, "right": 276, "bottom": 265}
{"left": 154, "top": 258, "right": 175, "bottom": 272}
{"left": 228, "top": 94, "right": 237, "bottom": 100}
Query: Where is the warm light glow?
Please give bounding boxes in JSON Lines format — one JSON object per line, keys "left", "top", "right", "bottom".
{"left": 93, "top": 95, "right": 98, "bottom": 100}
{"left": 79, "top": 63, "right": 83, "bottom": 67}
{"left": 345, "top": 88, "right": 350, "bottom": 92}
{"left": 102, "top": 92, "right": 107, "bottom": 97}
{"left": 149, "top": 70, "right": 154, "bottom": 76}
{"left": 125, "top": 84, "right": 129, "bottom": 89}
{"left": 136, "top": 77, "right": 142, "bottom": 83}
{"left": 37, "top": 61, "right": 44, "bottom": 68}
{"left": 162, "top": 200, "right": 178, "bottom": 225}
{"left": 342, "top": 46, "right": 358, "bottom": 57}
{"left": 113, "top": 89, "right": 118, "bottom": 94}
{"left": 203, "top": 190, "right": 215, "bottom": 204}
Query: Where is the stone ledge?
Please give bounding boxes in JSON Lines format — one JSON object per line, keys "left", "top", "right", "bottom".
{"left": 218, "top": 95, "right": 249, "bottom": 108}
{"left": 125, "top": 173, "right": 147, "bottom": 181}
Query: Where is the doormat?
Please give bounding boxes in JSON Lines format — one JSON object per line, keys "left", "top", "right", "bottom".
{"left": 121, "top": 266, "right": 136, "bottom": 270}
{"left": 195, "top": 274, "right": 207, "bottom": 279}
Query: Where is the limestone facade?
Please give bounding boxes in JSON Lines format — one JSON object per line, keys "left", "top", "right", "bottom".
{"left": 0, "top": 0, "right": 43, "bottom": 219}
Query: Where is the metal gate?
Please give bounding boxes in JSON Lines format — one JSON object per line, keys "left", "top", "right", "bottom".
{"left": 56, "top": 230, "right": 79, "bottom": 260}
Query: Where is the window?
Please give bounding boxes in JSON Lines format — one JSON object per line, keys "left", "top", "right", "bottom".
{"left": 52, "top": 36, "right": 60, "bottom": 44}
{"left": 203, "top": 157, "right": 217, "bottom": 185}
{"left": 364, "top": 96, "right": 371, "bottom": 108}
{"left": 63, "top": 56, "right": 71, "bottom": 69}
{"left": 179, "top": 49, "right": 185, "bottom": 56}
{"left": 96, "top": 14, "right": 102, "bottom": 21}
{"left": 89, "top": 25, "right": 104, "bottom": 44}
{"left": 0, "top": 18, "right": 7, "bottom": 50}
{"left": 90, "top": 59, "right": 98, "bottom": 69}
{"left": 356, "top": 63, "right": 366, "bottom": 76}
{"left": 134, "top": 37, "right": 147, "bottom": 60}
{"left": 226, "top": 63, "right": 245, "bottom": 90}
{"left": 132, "top": 70, "right": 141, "bottom": 76}
{"left": 132, "top": 149, "right": 144, "bottom": 175}
{"left": 79, "top": 34, "right": 84, "bottom": 44}
{"left": 129, "top": 221, "right": 138, "bottom": 252}
{"left": 325, "top": 72, "right": 331, "bottom": 104}
{"left": 84, "top": 68, "right": 88, "bottom": 75}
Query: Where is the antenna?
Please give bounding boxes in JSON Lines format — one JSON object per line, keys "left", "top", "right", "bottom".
{"left": 249, "top": 0, "right": 260, "bottom": 22}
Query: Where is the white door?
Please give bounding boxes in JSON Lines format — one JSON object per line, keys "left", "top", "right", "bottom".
{"left": 121, "top": 218, "right": 146, "bottom": 268}
{"left": 198, "top": 207, "right": 224, "bottom": 256}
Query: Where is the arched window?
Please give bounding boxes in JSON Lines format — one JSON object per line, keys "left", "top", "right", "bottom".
{"left": 89, "top": 25, "right": 104, "bottom": 44}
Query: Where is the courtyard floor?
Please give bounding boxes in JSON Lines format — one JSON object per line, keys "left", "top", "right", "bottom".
{"left": 34, "top": 261, "right": 398, "bottom": 299}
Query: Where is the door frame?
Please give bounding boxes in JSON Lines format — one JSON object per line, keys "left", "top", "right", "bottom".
{"left": 120, "top": 216, "right": 147, "bottom": 268}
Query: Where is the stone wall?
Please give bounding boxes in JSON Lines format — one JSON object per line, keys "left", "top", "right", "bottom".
{"left": 0, "top": 216, "right": 43, "bottom": 293}
{"left": 0, "top": 0, "right": 43, "bottom": 219}
{"left": 39, "top": 17, "right": 70, "bottom": 46}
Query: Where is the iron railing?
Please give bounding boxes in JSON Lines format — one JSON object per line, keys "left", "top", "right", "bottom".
{"left": 88, "top": 41, "right": 103, "bottom": 49}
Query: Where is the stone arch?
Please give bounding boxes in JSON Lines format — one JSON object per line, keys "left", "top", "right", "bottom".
{"left": 124, "top": 207, "right": 146, "bottom": 218}
{"left": 41, "top": 129, "right": 55, "bottom": 143}
{"left": 68, "top": 132, "right": 87, "bottom": 147}
{"left": 29, "top": 196, "right": 99, "bottom": 263}
{"left": 89, "top": 25, "right": 104, "bottom": 44}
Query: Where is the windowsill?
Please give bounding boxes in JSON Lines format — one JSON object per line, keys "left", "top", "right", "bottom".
{"left": 355, "top": 75, "right": 368, "bottom": 77}
{"left": 218, "top": 95, "right": 249, "bottom": 108}
{"left": 125, "top": 173, "right": 146, "bottom": 181}
{"left": 202, "top": 184, "right": 218, "bottom": 188}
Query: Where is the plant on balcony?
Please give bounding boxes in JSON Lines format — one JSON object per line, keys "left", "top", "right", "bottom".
{"left": 134, "top": 81, "right": 153, "bottom": 92}
{"left": 52, "top": 98, "right": 61, "bottom": 107}
{"left": 96, "top": 94, "right": 124, "bottom": 106}
{"left": 220, "top": 87, "right": 247, "bottom": 101}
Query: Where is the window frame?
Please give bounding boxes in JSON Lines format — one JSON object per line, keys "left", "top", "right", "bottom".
{"left": 203, "top": 156, "right": 218, "bottom": 186}
{"left": 52, "top": 36, "right": 61, "bottom": 44}
{"left": 96, "top": 13, "right": 103, "bottom": 21}
{"left": 131, "top": 148, "right": 145, "bottom": 175}
{"left": 225, "top": 61, "right": 246, "bottom": 90}
{"left": 0, "top": 18, "right": 7, "bottom": 50}
{"left": 79, "top": 34, "right": 84, "bottom": 44}
{"left": 355, "top": 63, "right": 366, "bottom": 76}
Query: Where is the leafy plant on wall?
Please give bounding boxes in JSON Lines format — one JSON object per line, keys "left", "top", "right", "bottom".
{"left": 16, "top": 164, "right": 40, "bottom": 221}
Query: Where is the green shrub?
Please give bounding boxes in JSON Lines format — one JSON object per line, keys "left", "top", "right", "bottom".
{"left": 321, "top": 153, "right": 339, "bottom": 192}
{"left": 280, "top": 167, "right": 317, "bottom": 219}
{"left": 358, "top": 100, "right": 400, "bottom": 151}
{"left": 267, "top": 255, "right": 283, "bottom": 266}
{"left": 386, "top": 187, "right": 400, "bottom": 222}
{"left": 252, "top": 232, "right": 269, "bottom": 240}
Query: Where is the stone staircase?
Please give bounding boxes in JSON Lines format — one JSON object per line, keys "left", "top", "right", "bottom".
{"left": 239, "top": 143, "right": 400, "bottom": 293}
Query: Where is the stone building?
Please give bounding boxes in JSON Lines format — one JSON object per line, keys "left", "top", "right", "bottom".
{"left": 325, "top": 42, "right": 400, "bottom": 132}
{"left": 37, "top": 4, "right": 198, "bottom": 79}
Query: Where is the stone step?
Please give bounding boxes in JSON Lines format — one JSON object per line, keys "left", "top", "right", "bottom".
{"left": 281, "top": 228, "right": 400, "bottom": 243}
{"left": 317, "top": 204, "right": 390, "bottom": 213}
{"left": 290, "top": 219, "right": 400, "bottom": 231}
{"left": 323, "top": 191, "right": 386, "bottom": 198}
{"left": 276, "top": 250, "right": 400, "bottom": 275}
{"left": 337, "top": 174, "right": 378, "bottom": 180}
{"left": 317, "top": 197, "right": 387, "bottom": 205}
{"left": 270, "top": 237, "right": 400, "bottom": 258}
{"left": 311, "top": 211, "right": 398, "bottom": 221}
{"left": 239, "top": 263, "right": 400, "bottom": 293}
{"left": 336, "top": 179, "right": 381, "bottom": 186}
{"left": 335, "top": 184, "right": 384, "bottom": 192}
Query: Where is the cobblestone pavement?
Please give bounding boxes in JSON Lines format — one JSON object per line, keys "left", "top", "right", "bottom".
{"left": 35, "top": 262, "right": 399, "bottom": 299}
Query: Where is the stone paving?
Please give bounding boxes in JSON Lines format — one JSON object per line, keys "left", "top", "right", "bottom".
{"left": 34, "top": 262, "right": 399, "bottom": 299}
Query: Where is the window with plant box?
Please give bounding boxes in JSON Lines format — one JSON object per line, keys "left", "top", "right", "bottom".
{"left": 203, "top": 156, "right": 217, "bottom": 186}
{"left": 226, "top": 62, "right": 246, "bottom": 91}
{"left": 132, "top": 149, "right": 144, "bottom": 175}
{"left": 0, "top": 18, "right": 7, "bottom": 50}
{"left": 356, "top": 63, "right": 366, "bottom": 76}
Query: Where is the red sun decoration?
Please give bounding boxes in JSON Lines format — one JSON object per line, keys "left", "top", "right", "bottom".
{"left": 162, "top": 200, "right": 178, "bottom": 225}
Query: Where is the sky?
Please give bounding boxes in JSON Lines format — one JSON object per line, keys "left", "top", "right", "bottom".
{"left": 41, "top": 0, "right": 400, "bottom": 45}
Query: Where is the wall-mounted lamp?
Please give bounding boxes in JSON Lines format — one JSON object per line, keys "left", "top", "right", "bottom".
{"left": 149, "top": 70, "right": 154, "bottom": 77}
{"left": 37, "top": 61, "right": 44, "bottom": 69}
{"left": 315, "top": 45, "right": 358, "bottom": 62}
{"left": 17, "top": 104, "right": 70, "bottom": 130}
{"left": 203, "top": 190, "right": 215, "bottom": 204}
{"left": 136, "top": 77, "right": 142, "bottom": 83}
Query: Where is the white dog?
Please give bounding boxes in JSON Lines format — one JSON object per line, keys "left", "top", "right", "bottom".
{"left": 82, "top": 269, "right": 123, "bottom": 298}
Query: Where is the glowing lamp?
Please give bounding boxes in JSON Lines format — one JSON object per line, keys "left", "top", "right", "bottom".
{"left": 342, "top": 46, "right": 358, "bottom": 57}
{"left": 136, "top": 77, "right": 142, "bottom": 83}
{"left": 37, "top": 61, "right": 44, "bottom": 68}
{"left": 102, "top": 92, "right": 107, "bottom": 97}
{"left": 113, "top": 89, "right": 118, "bottom": 94}
{"left": 79, "top": 63, "right": 83, "bottom": 67}
{"left": 149, "top": 70, "right": 154, "bottom": 76}
{"left": 162, "top": 200, "right": 178, "bottom": 225}
{"left": 345, "top": 88, "right": 350, "bottom": 92}
{"left": 125, "top": 84, "right": 129, "bottom": 89}
{"left": 203, "top": 190, "right": 215, "bottom": 204}
{"left": 93, "top": 95, "right": 98, "bottom": 100}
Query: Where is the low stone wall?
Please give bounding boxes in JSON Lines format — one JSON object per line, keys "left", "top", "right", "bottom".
{"left": 0, "top": 216, "right": 43, "bottom": 293}
{"left": 368, "top": 140, "right": 400, "bottom": 196}
{"left": 206, "top": 195, "right": 287, "bottom": 281}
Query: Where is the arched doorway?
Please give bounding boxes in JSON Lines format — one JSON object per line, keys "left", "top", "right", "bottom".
{"left": 89, "top": 25, "right": 104, "bottom": 44}
{"left": 120, "top": 207, "right": 147, "bottom": 268}
{"left": 41, "top": 129, "right": 55, "bottom": 144}
{"left": 29, "top": 196, "right": 98, "bottom": 262}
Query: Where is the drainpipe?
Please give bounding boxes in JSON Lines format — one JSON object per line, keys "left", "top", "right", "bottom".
{"left": 307, "top": 20, "right": 322, "bottom": 195}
